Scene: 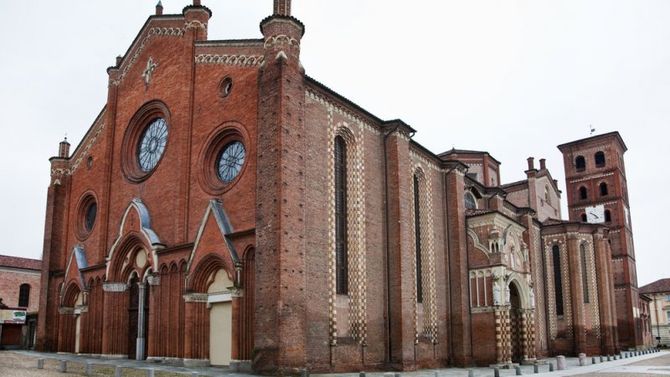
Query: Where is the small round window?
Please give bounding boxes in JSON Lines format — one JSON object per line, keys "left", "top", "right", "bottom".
{"left": 85, "top": 202, "right": 97, "bottom": 232}
{"left": 76, "top": 193, "right": 97, "bottom": 240}
{"left": 137, "top": 118, "right": 168, "bottom": 172}
{"left": 217, "top": 141, "right": 246, "bottom": 183}
{"left": 220, "top": 77, "right": 233, "bottom": 98}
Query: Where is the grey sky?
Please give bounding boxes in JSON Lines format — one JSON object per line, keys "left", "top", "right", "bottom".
{"left": 0, "top": 1, "right": 667, "bottom": 286}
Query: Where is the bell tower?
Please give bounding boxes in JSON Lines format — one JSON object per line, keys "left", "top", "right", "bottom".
{"left": 558, "top": 131, "right": 642, "bottom": 349}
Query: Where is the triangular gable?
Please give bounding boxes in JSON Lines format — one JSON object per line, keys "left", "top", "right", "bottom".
{"left": 106, "top": 198, "right": 163, "bottom": 279}
{"left": 111, "top": 14, "right": 187, "bottom": 87}
{"left": 61, "top": 245, "right": 88, "bottom": 298}
{"left": 186, "top": 199, "right": 240, "bottom": 277}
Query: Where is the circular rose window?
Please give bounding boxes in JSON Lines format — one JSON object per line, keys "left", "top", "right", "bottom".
{"left": 121, "top": 102, "right": 171, "bottom": 183}
{"left": 217, "top": 141, "right": 246, "bottom": 183}
{"left": 137, "top": 118, "right": 168, "bottom": 172}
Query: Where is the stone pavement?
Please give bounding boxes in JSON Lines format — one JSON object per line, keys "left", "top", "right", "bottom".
{"left": 0, "top": 349, "right": 667, "bottom": 376}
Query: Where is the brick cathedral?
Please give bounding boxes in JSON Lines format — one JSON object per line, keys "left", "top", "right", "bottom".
{"left": 37, "top": 0, "right": 650, "bottom": 372}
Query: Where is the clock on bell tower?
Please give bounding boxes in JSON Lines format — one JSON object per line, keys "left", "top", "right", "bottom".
{"left": 558, "top": 131, "right": 642, "bottom": 349}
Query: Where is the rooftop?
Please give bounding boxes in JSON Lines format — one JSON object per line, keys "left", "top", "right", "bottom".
{"left": 0, "top": 255, "right": 42, "bottom": 271}
{"left": 640, "top": 278, "right": 670, "bottom": 294}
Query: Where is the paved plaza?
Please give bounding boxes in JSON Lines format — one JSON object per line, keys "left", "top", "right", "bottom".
{"left": 0, "top": 350, "right": 668, "bottom": 377}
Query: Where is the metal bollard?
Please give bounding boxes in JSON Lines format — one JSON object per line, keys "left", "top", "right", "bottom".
{"left": 515, "top": 365, "right": 522, "bottom": 375}
{"left": 115, "top": 366, "right": 122, "bottom": 377}
{"left": 494, "top": 367, "right": 500, "bottom": 377}
{"left": 607, "top": 355, "right": 611, "bottom": 361}
{"left": 58, "top": 360, "right": 67, "bottom": 373}
{"left": 360, "top": 372, "right": 366, "bottom": 377}
{"left": 85, "top": 362, "right": 92, "bottom": 376}
{"left": 37, "top": 359, "right": 44, "bottom": 369}
{"left": 549, "top": 363, "right": 554, "bottom": 372}
{"left": 434, "top": 372, "right": 439, "bottom": 377}
{"left": 533, "top": 364, "right": 539, "bottom": 374}
{"left": 468, "top": 369, "right": 475, "bottom": 377}
{"left": 600, "top": 356, "right": 604, "bottom": 362}
{"left": 592, "top": 357, "right": 596, "bottom": 364}
{"left": 146, "top": 369, "right": 155, "bottom": 377}
{"left": 302, "top": 370, "right": 310, "bottom": 377}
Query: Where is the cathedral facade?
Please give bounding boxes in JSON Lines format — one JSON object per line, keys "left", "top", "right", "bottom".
{"left": 37, "top": 1, "right": 647, "bottom": 373}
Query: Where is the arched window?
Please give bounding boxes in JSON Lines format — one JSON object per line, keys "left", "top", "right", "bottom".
{"left": 595, "top": 151, "right": 606, "bottom": 168}
{"left": 579, "top": 186, "right": 588, "bottom": 200}
{"left": 600, "top": 182, "right": 608, "bottom": 196}
{"left": 580, "top": 244, "right": 590, "bottom": 303}
{"left": 414, "top": 175, "right": 423, "bottom": 303}
{"left": 552, "top": 245, "right": 564, "bottom": 316}
{"left": 464, "top": 191, "right": 477, "bottom": 210}
{"left": 581, "top": 213, "right": 587, "bottom": 222}
{"left": 545, "top": 185, "right": 552, "bottom": 205}
{"left": 605, "top": 210, "right": 612, "bottom": 223}
{"left": 575, "top": 155, "right": 586, "bottom": 172}
{"left": 18, "top": 284, "right": 30, "bottom": 308}
{"left": 334, "top": 136, "right": 348, "bottom": 295}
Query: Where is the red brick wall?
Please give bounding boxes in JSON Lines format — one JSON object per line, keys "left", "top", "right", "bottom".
{"left": 0, "top": 267, "right": 41, "bottom": 312}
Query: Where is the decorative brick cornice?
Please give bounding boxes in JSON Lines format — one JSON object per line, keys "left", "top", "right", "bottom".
{"left": 195, "top": 54, "right": 265, "bottom": 66}
{"left": 306, "top": 89, "right": 378, "bottom": 135}
{"left": 263, "top": 34, "right": 300, "bottom": 49}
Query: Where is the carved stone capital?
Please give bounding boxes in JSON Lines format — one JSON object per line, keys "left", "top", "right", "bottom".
{"left": 103, "top": 282, "right": 128, "bottom": 292}
{"left": 183, "top": 293, "right": 208, "bottom": 303}
{"left": 146, "top": 275, "right": 161, "bottom": 286}
{"left": 59, "top": 307, "right": 74, "bottom": 315}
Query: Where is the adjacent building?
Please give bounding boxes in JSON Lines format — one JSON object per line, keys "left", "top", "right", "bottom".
{"left": 0, "top": 255, "right": 41, "bottom": 349}
{"left": 36, "top": 0, "right": 648, "bottom": 372}
{"left": 640, "top": 279, "right": 670, "bottom": 347}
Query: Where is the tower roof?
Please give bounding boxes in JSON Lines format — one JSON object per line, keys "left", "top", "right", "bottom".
{"left": 557, "top": 131, "right": 627, "bottom": 153}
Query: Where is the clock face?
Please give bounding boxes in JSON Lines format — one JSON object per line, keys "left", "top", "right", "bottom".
{"left": 586, "top": 205, "right": 605, "bottom": 224}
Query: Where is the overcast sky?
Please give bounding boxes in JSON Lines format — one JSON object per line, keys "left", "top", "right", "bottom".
{"left": 0, "top": 1, "right": 668, "bottom": 286}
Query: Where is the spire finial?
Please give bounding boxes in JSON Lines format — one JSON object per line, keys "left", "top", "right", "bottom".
{"left": 59, "top": 134, "right": 70, "bottom": 158}
{"left": 273, "top": 0, "right": 291, "bottom": 16}
{"left": 155, "top": 0, "right": 163, "bottom": 15}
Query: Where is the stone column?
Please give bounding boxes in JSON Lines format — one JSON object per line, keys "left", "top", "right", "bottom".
{"left": 567, "top": 235, "right": 586, "bottom": 354}
{"left": 136, "top": 283, "right": 146, "bottom": 360}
